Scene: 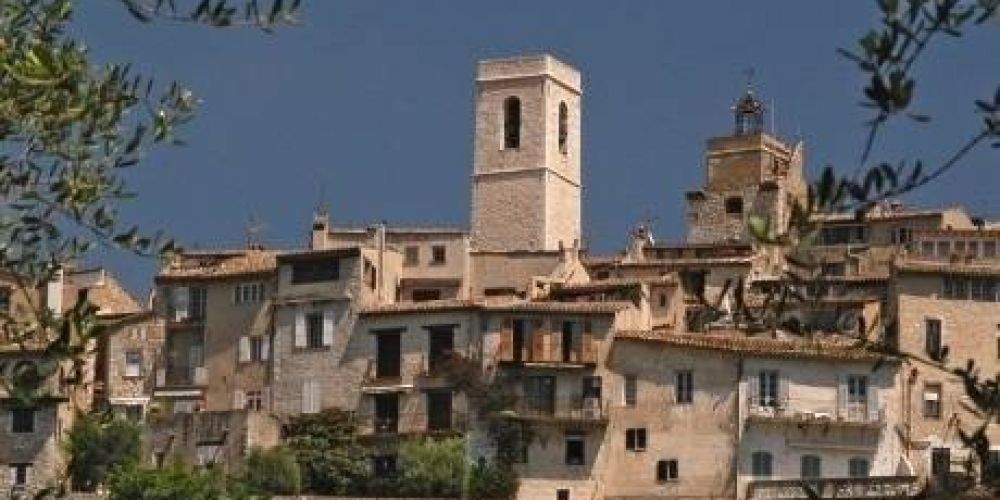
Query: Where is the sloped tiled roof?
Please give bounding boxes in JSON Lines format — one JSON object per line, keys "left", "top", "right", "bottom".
{"left": 894, "top": 258, "right": 1000, "bottom": 277}
{"left": 88, "top": 274, "right": 143, "bottom": 316}
{"left": 157, "top": 250, "right": 278, "bottom": 282}
{"left": 358, "top": 298, "right": 631, "bottom": 316}
{"left": 614, "top": 331, "right": 884, "bottom": 361}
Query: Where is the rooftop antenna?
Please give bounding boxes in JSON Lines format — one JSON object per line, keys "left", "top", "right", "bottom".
{"left": 316, "top": 178, "right": 329, "bottom": 217}
{"left": 245, "top": 215, "right": 268, "bottom": 249}
{"left": 770, "top": 98, "right": 776, "bottom": 135}
{"left": 743, "top": 67, "right": 755, "bottom": 94}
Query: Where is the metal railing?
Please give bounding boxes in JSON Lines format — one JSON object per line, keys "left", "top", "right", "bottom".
{"left": 155, "top": 365, "right": 208, "bottom": 387}
{"left": 747, "top": 475, "right": 920, "bottom": 499}
{"left": 746, "top": 396, "right": 884, "bottom": 425}
{"left": 505, "top": 395, "right": 608, "bottom": 423}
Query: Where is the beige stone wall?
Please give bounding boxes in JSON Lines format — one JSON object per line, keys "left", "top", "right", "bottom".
{"left": 469, "top": 251, "right": 560, "bottom": 297}
{"left": 893, "top": 272, "right": 1000, "bottom": 478}
{"left": 471, "top": 55, "right": 582, "bottom": 252}
{"left": 104, "top": 315, "right": 164, "bottom": 408}
{"left": 0, "top": 404, "right": 63, "bottom": 493}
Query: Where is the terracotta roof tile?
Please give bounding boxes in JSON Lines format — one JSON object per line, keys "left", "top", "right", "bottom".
{"left": 359, "top": 298, "right": 631, "bottom": 316}
{"left": 614, "top": 331, "right": 883, "bottom": 361}
{"left": 157, "top": 250, "right": 277, "bottom": 282}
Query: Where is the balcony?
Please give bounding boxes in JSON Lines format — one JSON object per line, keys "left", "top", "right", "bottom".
{"left": 747, "top": 475, "right": 920, "bottom": 499}
{"left": 154, "top": 365, "right": 208, "bottom": 391}
{"left": 501, "top": 395, "right": 608, "bottom": 426}
{"left": 359, "top": 359, "right": 412, "bottom": 393}
{"left": 746, "top": 396, "right": 884, "bottom": 429}
{"left": 355, "top": 410, "right": 469, "bottom": 438}
{"left": 496, "top": 337, "right": 598, "bottom": 367}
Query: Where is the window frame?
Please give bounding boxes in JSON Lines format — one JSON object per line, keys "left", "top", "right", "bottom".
{"left": 675, "top": 370, "right": 694, "bottom": 404}
{"left": 724, "top": 196, "right": 744, "bottom": 216}
{"left": 751, "top": 451, "right": 773, "bottom": 478}
{"left": 305, "top": 312, "right": 324, "bottom": 349}
{"left": 503, "top": 96, "right": 521, "bottom": 150}
{"left": 848, "top": 457, "right": 870, "bottom": 478}
{"left": 430, "top": 245, "right": 447, "bottom": 265}
{"left": 11, "top": 407, "right": 35, "bottom": 434}
{"left": 801, "top": 454, "right": 822, "bottom": 479}
{"left": 565, "top": 432, "right": 586, "bottom": 466}
{"left": 923, "top": 382, "right": 943, "bottom": 418}
{"left": 403, "top": 246, "right": 420, "bottom": 266}
{"left": 124, "top": 350, "right": 143, "bottom": 378}
{"left": 656, "top": 459, "right": 679, "bottom": 482}
{"left": 625, "top": 428, "right": 648, "bottom": 452}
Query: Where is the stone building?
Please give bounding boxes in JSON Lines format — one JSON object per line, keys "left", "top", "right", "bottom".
{"left": 64, "top": 52, "right": 1000, "bottom": 500}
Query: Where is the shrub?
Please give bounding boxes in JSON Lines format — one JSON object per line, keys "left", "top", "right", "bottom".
{"left": 466, "top": 458, "right": 517, "bottom": 500}
{"left": 65, "top": 411, "right": 142, "bottom": 492}
{"left": 242, "top": 446, "right": 301, "bottom": 495}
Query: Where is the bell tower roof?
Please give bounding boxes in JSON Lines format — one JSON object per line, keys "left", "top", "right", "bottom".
{"left": 733, "top": 69, "right": 765, "bottom": 136}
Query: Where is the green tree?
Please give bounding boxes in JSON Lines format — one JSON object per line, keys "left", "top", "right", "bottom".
{"left": 64, "top": 411, "right": 142, "bottom": 492}
{"left": 465, "top": 458, "right": 517, "bottom": 500}
{"left": 105, "top": 462, "right": 257, "bottom": 500}
{"left": 241, "top": 446, "right": 301, "bottom": 496}
{"left": 283, "top": 408, "right": 368, "bottom": 495}
{"left": 397, "top": 437, "right": 466, "bottom": 498}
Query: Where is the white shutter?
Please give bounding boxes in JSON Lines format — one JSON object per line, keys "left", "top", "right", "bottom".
{"left": 301, "top": 380, "right": 319, "bottom": 414}
{"left": 867, "top": 385, "right": 880, "bottom": 422}
{"left": 294, "top": 306, "right": 306, "bottom": 348}
{"left": 749, "top": 372, "right": 760, "bottom": 406}
{"left": 322, "top": 307, "right": 335, "bottom": 346}
{"left": 778, "top": 372, "right": 789, "bottom": 408}
{"left": 233, "top": 390, "right": 246, "bottom": 410}
{"left": 837, "top": 375, "right": 848, "bottom": 419}
{"left": 261, "top": 336, "right": 271, "bottom": 361}
{"left": 238, "top": 336, "right": 251, "bottom": 363}
{"left": 173, "top": 286, "right": 190, "bottom": 321}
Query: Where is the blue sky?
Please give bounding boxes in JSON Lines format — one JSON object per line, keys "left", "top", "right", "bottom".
{"left": 74, "top": 1, "right": 999, "bottom": 294}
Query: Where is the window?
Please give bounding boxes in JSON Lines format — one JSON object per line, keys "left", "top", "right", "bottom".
{"left": 504, "top": 96, "right": 521, "bottom": 149}
{"left": 523, "top": 376, "right": 556, "bottom": 415}
{"left": 499, "top": 422, "right": 529, "bottom": 464}
{"left": 11, "top": 408, "right": 34, "bottom": 433}
{"left": 847, "top": 375, "right": 868, "bottom": 403}
{"left": 426, "top": 391, "right": 453, "bottom": 431}
{"left": 656, "top": 459, "right": 679, "bottom": 482}
{"left": 625, "top": 428, "right": 647, "bottom": 452}
{"left": 9, "top": 463, "right": 30, "bottom": 487}
{"left": 560, "top": 321, "right": 578, "bottom": 363}
{"left": 943, "top": 277, "right": 970, "bottom": 300}
{"left": 0, "top": 286, "right": 10, "bottom": 314}
{"left": 245, "top": 390, "right": 264, "bottom": 411}
{"left": 801, "top": 455, "right": 822, "bottom": 479}
{"left": 923, "top": 383, "right": 942, "bottom": 418}
{"left": 124, "top": 350, "right": 143, "bottom": 378}
{"left": 724, "top": 196, "right": 743, "bottom": 216}
{"left": 971, "top": 278, "right": 997, "bottom": 301}
{"left": 848, "top": 457, "right": 870, "bottom": 478}
{"left": 658, "top": 294, "right": 667, "bottom": 307}
{"left": 306, "top": 312, "right": 324, "bottom": 349}
{"left": 624, "top": 374, "right": 637, "bottom": 407}
{"left": 233, "top": 282, "right": 265, "bottom": 304}
{"left": 675, "top": 370, "right": 693, "bottom": 404}
{"left": 375, "top": 330, "right": 401, "bottom": 379}
{"left": 931, "top": 447, "right": 950, "bottom": 478}
{"left": 403, "top": 246, "right": 419, "bottom": 266}
{"left": 124, "top": 404, "right": 143, "bottom": 422}
{"left": 372, "top": 454, "right": 397, "bottom": 478}
{"left": 374, "top": 393, "right": 399, "bottom": 434}
{"left": 558, "top": 102, "right": 569, "bottom": 153}
{"left": 557, "top": 489, "right": 570, "bottom": 500}
{"left": 985, "top": 241, "right": 997, "bottom": 258}
{"left": 582, "top": 376, "right": 602, "bottom": 400}
{"left": 757, "top": 370, "right": 780, "bottom": 407}
{"left": 921, "top": 241, "right": 935, "bottom": 257}
{"left": 186, "top": 286, "right": 206, "bottom": 320}
{"left": 250, "top": 336, "right": 265, "bottom": 362}
{"left": 431, "top": 245, "right": 447, "bottom": 265}
{"left": 427, "top": 326, "right": 455, "bottom": 372}
{"left": 291, "top": 258, "right": 339, "bottom": 284}
{"left": 751, "top": 451, "right": 773, "bottom": 478}
{"left": 925, "top": 318, "right": 942, "bottom": 359}
{"left": 301, "top": 380, "right": 321, "bottom": 414}
{"left": 412, "top": 289, "right": 442, "bottom": 302}
{"left": 565, "top": 432, "right": 585, "bottom": 465}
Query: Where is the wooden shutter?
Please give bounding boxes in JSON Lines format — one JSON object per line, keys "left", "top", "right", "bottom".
{"left": 748, "top": 372, "right": 759, "bottom": 406}
{"left": 531, "top": 320, "right": 546, "bottom": 362}
{"left": 322, "top": 306, "right": 335, "bottom": 346}
{"left": 294, "top": 306, "right": 306, "bottom": 348}
{"left": 238, "top": 336, "right": 251, "bottom": 363}
{"left": 778, "top": 372, "right": 789, "bottom": 408}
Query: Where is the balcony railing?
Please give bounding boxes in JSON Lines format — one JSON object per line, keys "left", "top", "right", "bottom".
{"left": 354, "top": 410, "right": 468, "bottom": 437}
{"left": 747, "top": 475, "right": 920, "bottom": 499}
{"left": 155, "top": 366, "right": 208, "bottom": 388}
{"left": 746, "top": 397, "right": 884, "bottom": 427}
{"left": 503, "top": 395, "right": 608, "bottom": 424}
{"left": 496, "top": 337, "right": 598, "bottom": 366}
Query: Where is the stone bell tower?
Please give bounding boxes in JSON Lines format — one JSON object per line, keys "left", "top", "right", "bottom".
{"left": 686, "top": 86, "right": 806, "bottom": 245}
{"left": 470, "top": 54, "right": 582, "bottom": 251}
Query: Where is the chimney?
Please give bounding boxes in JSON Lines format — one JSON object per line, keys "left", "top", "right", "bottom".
{"left": 310, "top": 211, "right": 329, "bottom": 250}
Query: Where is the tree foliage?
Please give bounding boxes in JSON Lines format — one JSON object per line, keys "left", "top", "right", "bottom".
{"left": 64, "top": 411, "right": 142, "bottom": 492}
{"left": 282, "top": 408, "right": 368, "bottom": 495}
{"left": 396, "top": 437, "right": 466, "bottom": 498}
{"left": 105, "top": 462, "right": 259, "bottom": 500}
{"left": 240, "top": 446, "right": 301, "bottom": 496}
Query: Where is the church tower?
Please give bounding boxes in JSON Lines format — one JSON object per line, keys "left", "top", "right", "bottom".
{"left": 686, "top": 87, "right": 806, "bottom": 245}
{"left": 470, "top": 55, "right": 582, "bottom": 251}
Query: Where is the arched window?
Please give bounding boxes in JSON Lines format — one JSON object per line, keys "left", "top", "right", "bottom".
{"left": 751, "top": 451, "right": 773, "bottom": 478}
{"left": 503, "top": 96, "right": 521, "bottom": 149}
{"left": 725, "top": 196, "right": 744, "bottom": 216}
{"left": 848, "top": 457, "right": 870, "bottom": 478}
{"left": 801, "top": 455, "right": 822, "bottom": 479}
{"left": 558, "top": 102, "right": 568, "bottom": 153}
